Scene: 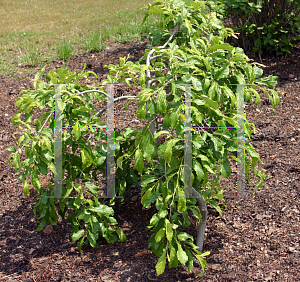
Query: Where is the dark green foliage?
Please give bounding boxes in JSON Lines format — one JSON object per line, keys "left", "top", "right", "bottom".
{"left": 209, "top": 0, "right": 300, "bottom": 57}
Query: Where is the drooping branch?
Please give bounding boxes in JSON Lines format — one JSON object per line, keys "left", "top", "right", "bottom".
{"left": 146, "top": 24, "right": 181, "bottom": 147}
{"left": 146, "top": 23, "right": 181, "bottom": 86}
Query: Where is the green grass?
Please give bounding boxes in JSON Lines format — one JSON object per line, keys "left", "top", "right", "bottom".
{"left": 56, "top": 39, "right": 74, "bottom": 61}
{"left": 0, "top": 0, "right": 164, "bottom": 78}
{"left": 83, "top": 30, "right": 106, "bottom": 54}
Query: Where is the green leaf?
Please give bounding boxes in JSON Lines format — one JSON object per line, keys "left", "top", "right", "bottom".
{"left": 184, "top": 18, "right": 192, "bottom": 34}
{"left": 214, "top": 65, "right": 229, "bottom": 80}
{"left": 157, "top": 89, "right": 167, "bottom": 113}
{"left": 77, "top": 237, "right": 85, "bottom": 253}
{"left": 249, "top": 88, "right": 261, "bottom": 104}
{"left": 74, "top": 120, "right": 81, "bottom": 141}
{"left": 256, "top": 75, "right": 278, "bottom": 88}
{"left": 208, "top": 82, "right": 215, "bottom": 99}
{"left": 145, "top": 192, "right": 161, "bottom": 209}
{"left": 32, "top": 169, "right": 41, "bottom": 191}
{"left": 190, "top": 207, "right": 202, "bottom": 226}
{"left": 7, "top": 146, "right": 16, "bottom": 153}
{"left": 163, "top": 139, "right": 173, "bottom": 164}
{"left": 119, "top": 178, "right": 126, "bottom": 197}
{"left": 116, "top": 228, "right": 127, "bottom": 243}
{"left": 155, "top": 228, "right": 165, "bottom": 243}
{"left": 221, "top": 158, "right": 231, "bottom": 178}
{"left": 195, "top": 254, "right": 208, "bottom": 277}
{"left": 269, "top": 89, "right": 280, "bottom": 108}
{"left": 165, "top": 219, "right": 173, "bottom": 242}
{"left": 178, "top": 188, "right": 186, "bottom": 212}
{"left": 190, "top": 76, "right": 202, "bottom": 91}
{"left": 95, "top": 155, "right": 106, "bottom": 166}
{"left": 88, "top": 205, "right": 114, "bottom": 216}
{"left": 36, "top": 217, "right": 48, "bottom": 232}
{"left": 34, "top": 64, "right": 46, "bottom": 84}
{"left": 136, "top": 102, "right": 147, "bottom": 120}
{"left": 13, "top": 153, "right": 20, "bottom": 169}
{"left": 140, "top": 70, "right": 145, "bottom": 86}
{"left": 81, "top": 148, "right": 93, "bottom": 169}
{"left": 193, "top": 99, "right": 205, "bottom": 106}
{"left": 147, "top": 97, "right": 156, "bottom": 116}
{"left": 177, "top": 242, "right": 188, "bottom": 265}
{"left": 169, "top": 244, "right": 179, "bottom": 268}
{"left": 34, "top": 118, "right": 42, "bottom": 132}
{"left": 141, "top": 175, "right": 158, "bottom": 187}
{"left": 253, "top": 65, "right": 263, "bottom": 78}
{"left": 154, "top": 130, "right": 170, "bottom": 140}
{"left": 140, "top": 88, "right": 153, "bottom": 102}
{"left": 17, "top": 134, "right": 25, "bottom": 147}
{"left": 71, "top": 229, "right": 85, "bottom": 242}
{"left": 57, "top": 68, "right": 68, "bottom": 81}
{"left": 207, "top": 199, "right": 223, "bottom": 216}
{"left": 37, "top": 161, "right": 48, "bottom": 175}
{"left": 170, "top": 108, "right": 179, "bottom": 129}
{"left": 177, "top": 232, "right": 194, "bottom": 241}
{"left": 85, "top": 182, "right": 99, "bottom": 194}
{"left": 201, "top": 95, "right": 218, "bottom": 109}
{"left": 234, "top": 70, "right": 246, "bottom": 84}
{"left": 186, "top": 248, "right": 194, "bottom": 272}
{"left": 141, "top": 187, "right": 153, "bottom": 207}
{"left": 134, "top": 149, "right": 144, "bottom": 173}
{"left": 18, "top": 172, "right": 26, "bottom": 183}
{"left": 203, "top": 78, "right": 210, "bottom": 90}
{"left": 43, "top": 158, "right": 55, "bottom": 175}
{"left": 254, "top": 171, "right": 266, "bottom": 192}
{"left": 182, "top": 210, "right": 191, "bottom": 227}
{"left": 23, "top": 180, "right": 30, "bottom": 196}
{"left": 245, "top": 143, "right": 260, "bottom": 158}
{"left": 41, "top": 193, "right": 48, "bottom": 205}
{"left": 156, "top": 249, "right": 167, "bottom": 276}
{"left": 193, "top": 159, "right": 204, "bottom": 182}
{"left": 208, "top": 43, "right": 234, "bottom": 52}
{"left": 141, "top": 130, "right": 156, "bottom": 162}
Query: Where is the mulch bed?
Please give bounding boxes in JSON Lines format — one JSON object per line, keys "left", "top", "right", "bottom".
{"left": 0, "top": 35, "right": 299, "bottom": 281}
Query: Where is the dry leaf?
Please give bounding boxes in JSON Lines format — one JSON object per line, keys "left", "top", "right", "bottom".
{"left": 43, "top": 224, "right": 53, "bottom": 234}
{"left": 130, "top": 195, "right": 138, "bottom": 202}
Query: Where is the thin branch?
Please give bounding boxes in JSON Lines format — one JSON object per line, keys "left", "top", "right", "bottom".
{"left": 145, "top": 24, "right": 181, "bottom": 148}
{"left": 74, "top": 89, "right": 101, "bottom": 112}
{"left": 192, "top": 24, "right": 209, "bottom": 36}
{"left": 95, "top": 95, "right": 138, "bottom": 117}
{"left": 78, "top": 89, "right": 110, "bottom": 98}
{"left": 146, "top": 23, "right": 181, "bottom": 86}
{"left": 150, "top": 54, "right": 184, "bottom": 61}
{"left": 158, "top": 23, "right": 181, "bottom": 49}
{"left": 148, "top": 79, "right": 160, "bottom": 86}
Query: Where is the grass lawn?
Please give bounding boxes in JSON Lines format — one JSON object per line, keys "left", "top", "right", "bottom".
{"left": 0, "top": 0, "right": 163, "bottom": 78}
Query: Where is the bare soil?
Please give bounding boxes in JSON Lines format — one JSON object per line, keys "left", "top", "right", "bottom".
{"left": 0, "top": 36, "right": 299, "bottom": 281}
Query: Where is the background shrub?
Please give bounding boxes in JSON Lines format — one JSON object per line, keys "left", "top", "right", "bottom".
{"left": 209, "top": 0, "right": 300, "bottom": 59}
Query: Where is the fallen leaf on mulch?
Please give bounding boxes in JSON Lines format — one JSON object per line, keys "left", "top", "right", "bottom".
{"left": 43, "top": 224, "right": 53, "bottom": 234}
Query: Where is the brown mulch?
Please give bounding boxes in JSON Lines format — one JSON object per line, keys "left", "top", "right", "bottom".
{"left": 0, "top": 34, "right": 299, "bottom": 282}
